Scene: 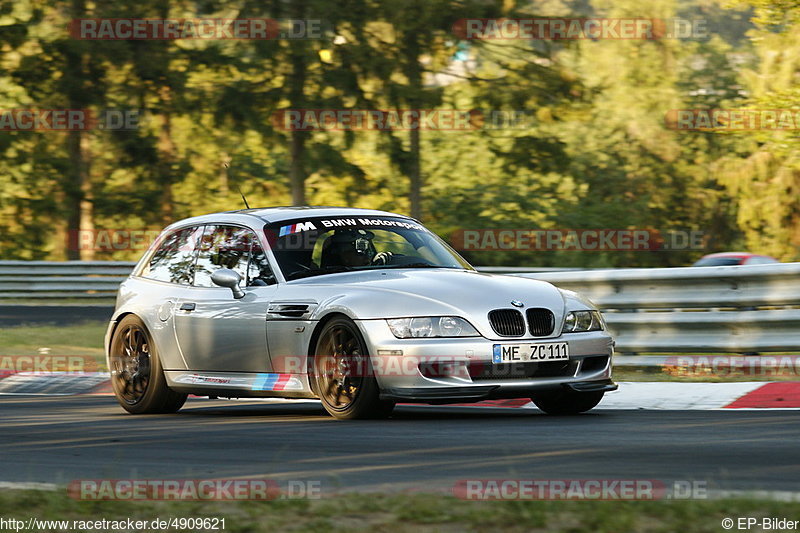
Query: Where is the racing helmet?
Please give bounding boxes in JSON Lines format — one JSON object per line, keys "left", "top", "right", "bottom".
{"left": 321, "top": 229, "right": 376, "bottom": 267}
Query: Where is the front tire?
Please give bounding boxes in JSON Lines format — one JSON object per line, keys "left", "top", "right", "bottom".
{"left": 531, "top": 389, "right": 604, "bottom": 415}
{"left": 109, "top": 315, "right": 187, "bottom": 414}
{"left": 310, "top": 317, "right": 395, "bottom": 420}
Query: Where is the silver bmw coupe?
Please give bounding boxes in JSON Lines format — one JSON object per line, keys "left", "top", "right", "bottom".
{"left": 106, "top": 206, "right": 616, "bottom": 419}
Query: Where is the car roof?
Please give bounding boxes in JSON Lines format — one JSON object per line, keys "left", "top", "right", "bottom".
{"left": 699, "top": 252, "right": 753, "bottom": 259}
{"left": 163, "top": 206, "right": 415, "bottom": 231}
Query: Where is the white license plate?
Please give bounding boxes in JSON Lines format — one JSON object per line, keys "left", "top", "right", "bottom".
{"left": 492, "top": 342, "right": 569, "bottom": 363}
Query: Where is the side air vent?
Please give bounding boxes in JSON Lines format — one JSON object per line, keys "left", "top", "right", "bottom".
{"left": 267, "top": 303, "right": 313, "bottom": 319}
{"left": 488, "top": 309, "right": 525, "bottom": 337}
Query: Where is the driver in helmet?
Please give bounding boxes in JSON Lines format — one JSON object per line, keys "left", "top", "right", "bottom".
{"left": 321, "top": 229, "right": 393, "bottom": 268}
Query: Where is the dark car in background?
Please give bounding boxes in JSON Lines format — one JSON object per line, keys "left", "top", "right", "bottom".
{"left": 692, "top": 252, "right": 779, "bottom": 267}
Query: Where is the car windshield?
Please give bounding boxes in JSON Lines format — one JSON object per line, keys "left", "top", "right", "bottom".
{"left": 263, "top": 216, "right": 473, "bottom": 280}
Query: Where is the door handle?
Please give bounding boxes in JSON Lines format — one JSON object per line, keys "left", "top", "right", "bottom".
{"left": 180, "top": 302, "right": 196, "bottom": 312}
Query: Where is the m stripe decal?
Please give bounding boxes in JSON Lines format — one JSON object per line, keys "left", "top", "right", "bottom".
{"left": 252, "top": 373, "right": 294, "bottom": 391}
{"left": 274, "top": 374, "right": 292, "bottom": 391}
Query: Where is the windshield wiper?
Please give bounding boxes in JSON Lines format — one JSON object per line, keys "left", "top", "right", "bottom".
{"left": 285, "top": 265, "right": 359, "bottom": 281}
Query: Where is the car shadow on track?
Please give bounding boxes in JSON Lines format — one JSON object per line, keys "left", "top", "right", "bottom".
{"left": 174, "top": 399, "right": 612, "bottom": 420}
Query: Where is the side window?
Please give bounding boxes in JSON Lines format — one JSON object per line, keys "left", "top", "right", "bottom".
{"left": 745, "top": 256, "right": 777, "bottom": 265}
{"left": 194, "top": 226, "right": 277, "bottom": 288}
{"left": 141, "top": 226, "right": 202, "bottom": 285}
{"left": 194, "top": 226, "right": 250, "bottom": 288}
{"left": 248, "top": 241, "right": 277, "bottom": 286}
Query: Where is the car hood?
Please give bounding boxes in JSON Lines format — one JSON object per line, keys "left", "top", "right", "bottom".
{"left": 286, "top": 268, "right": 568, "bottom": 339}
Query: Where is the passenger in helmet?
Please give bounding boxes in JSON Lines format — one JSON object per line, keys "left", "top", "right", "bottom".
{"left": 321, "top": 229, "right": 393, "bottom": 268}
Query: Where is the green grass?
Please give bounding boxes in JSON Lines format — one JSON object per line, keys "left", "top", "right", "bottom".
{"left": 0, "top": 321, "right": 107, "bottom": 358}
{"left": 1, "top": 489, "right": 798, "bottom": 533}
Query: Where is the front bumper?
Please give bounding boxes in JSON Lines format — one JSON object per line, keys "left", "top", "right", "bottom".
{"left": 379, "top": 380, "right": 618, "bottom": 403}
{"left": 357, "top": 319, "right": 616, "bottom": 404}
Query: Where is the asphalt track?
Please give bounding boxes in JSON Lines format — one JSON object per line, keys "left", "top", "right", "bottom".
{"left": 1, "top": 396, "right": 799, "bottom": 494}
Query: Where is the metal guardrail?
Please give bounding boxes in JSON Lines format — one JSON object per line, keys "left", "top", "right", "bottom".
{"left": 524, "top": 263, "right": 800, "bottom": 354}
{"left": 0, "top": 261, "right": 133, "bottom": 299}
{"left": 1, "top": 260, "right": 798, "bottom": 354}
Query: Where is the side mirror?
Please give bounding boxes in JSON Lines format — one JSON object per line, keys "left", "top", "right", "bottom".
{"left": 211, "top": 268, "right": 245, "bottom": 299}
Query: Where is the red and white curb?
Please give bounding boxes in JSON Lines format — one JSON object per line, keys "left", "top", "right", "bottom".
{"left": 0, "top": 372, "right": 110, "bottom": 395}
{"left": 453, "top": 382, "right": 800, "bottom": 410}
{"left": 598, "top": 381, "right": 800, "bottom": 410}
{"left": 1, "top": 373, "right": 799, "bottom": 409}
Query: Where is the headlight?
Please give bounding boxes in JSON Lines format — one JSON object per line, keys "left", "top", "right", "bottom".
{"left": 562, "top": 310, "right": 604, "bottom": 333}
{"left": 386, "top": 317, "right": 480, "bottom": 338}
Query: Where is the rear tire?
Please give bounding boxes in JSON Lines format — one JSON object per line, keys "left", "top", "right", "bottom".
{"left": 109, "top": 315, "right": 187, "bottom": 414}
{"left": 310, "top": 317, "right": 395, "bottom": 420}
{"left": 531, "top": 389, "right": 604, "bottom": 415}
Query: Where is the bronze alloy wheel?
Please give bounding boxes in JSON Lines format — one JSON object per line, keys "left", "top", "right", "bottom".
{"left": 110, "top": 322, "right": 152, "bottom": 405}
{"left": 109, "top": 315, "right": 187, "bottom": 414}
{"left": 311, "top": 317, "right": 394, "bottom": 420}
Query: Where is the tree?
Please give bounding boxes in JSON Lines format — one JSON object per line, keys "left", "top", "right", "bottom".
{"left": 714, "top": 0, "right": 800, "bottom": 260}
{"left": 333, "top": 0, "right": 487, "bottom": 220}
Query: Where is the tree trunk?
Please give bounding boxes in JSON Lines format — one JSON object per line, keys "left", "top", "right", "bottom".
{"left": 404, "top": 34, "right": 423, "bottom": 221}
{"left": 64, "top": 131, "right": 85, "bottom": 260}
{"left": 290, "top": 129, "right": 307, "bottom": 206}
{"left": 64, "top": 0, "right": 89, "bottom": 260}
{"left": 158, "top": 87, "right": 175, "bottom": 224}
{"left": 288, "top": 0, "right": 308, "bottom": 206}
{"left": 408, "top": 128, "right": 422, "bottom": 220}
{"left": 79, "top": 133, "right": 94, "bottom": 260}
